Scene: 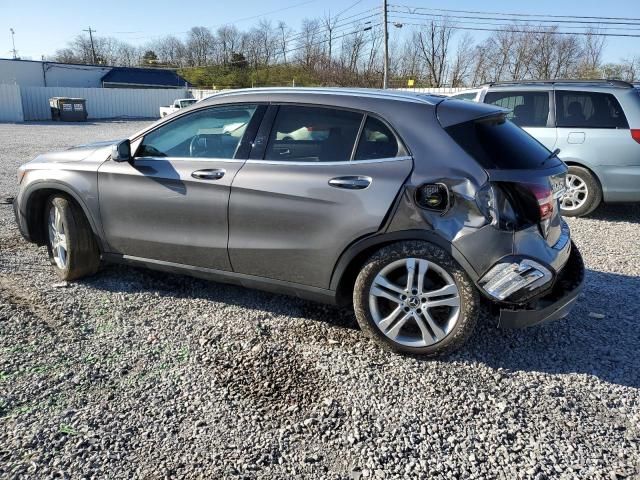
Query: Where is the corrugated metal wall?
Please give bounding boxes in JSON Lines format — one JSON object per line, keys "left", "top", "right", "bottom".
{"left": 0, "top": 84, "right": 24, "bottom": 122}
{"left": 19, "top": 87, "right": 188, "bottom": 121}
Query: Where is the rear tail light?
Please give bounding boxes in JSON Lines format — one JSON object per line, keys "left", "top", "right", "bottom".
{"left": 476, "top": 178, "right": 560, "bottom": 234}
{"left": 522, "top": 183, "right": 554, "bottom": 221}
{"left": 631, "top": 129, "right": 640, "bottom": 144}
{"left": 476, "top": 183, "right": 519, "bottom": 230}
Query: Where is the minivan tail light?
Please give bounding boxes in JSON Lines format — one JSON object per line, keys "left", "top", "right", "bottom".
{"left": 631, "top": 129, "right": 640, "bottom": 144}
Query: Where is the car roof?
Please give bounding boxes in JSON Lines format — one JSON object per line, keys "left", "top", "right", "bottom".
{"left": 198, "top": 87, "right": 446, "bottom": 107}
{"left": 482, "top": 79, "right": 635, "bottom": 93}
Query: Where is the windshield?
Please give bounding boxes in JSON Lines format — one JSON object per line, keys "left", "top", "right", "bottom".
{"left": 445, "top": 115, "right": 553, "bottom": 169}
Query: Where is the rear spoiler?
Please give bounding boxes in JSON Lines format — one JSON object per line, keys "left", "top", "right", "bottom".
{"left": 436, "top": 97, "right": 507, "bottom": 128}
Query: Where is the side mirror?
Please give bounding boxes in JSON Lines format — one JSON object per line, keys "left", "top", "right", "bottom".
{"left": 111, "top": 139, "right": 131, "bottom": 162}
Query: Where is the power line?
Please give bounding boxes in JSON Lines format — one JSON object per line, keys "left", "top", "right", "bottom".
{"left": 390, "top": 20, "right": 640, "bottom": 38}
{"left": 389, "top": 8, "right": 640, "bottom": 27}
{"left": 388, "top": 13, "right": 640, "bottom": 33}
{"left": 336, "top": 0, "right": 364, "bottom": 17}
{"left": 390, "top": 4, "right": 640, "bottom": 24}
{"left": 284, "top": 10, "right": 379, "bottom": 43}
{"left": 212, "top": 0, "right": 319, "bottom": 27}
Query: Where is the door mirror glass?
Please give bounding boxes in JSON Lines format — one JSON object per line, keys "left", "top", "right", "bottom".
{"left": 111, "top": 139, "right": 131, "bottom": 162}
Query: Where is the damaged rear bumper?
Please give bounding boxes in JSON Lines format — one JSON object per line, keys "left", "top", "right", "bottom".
{"left": 498, "top": 242, "right": 585, "bottom": 329}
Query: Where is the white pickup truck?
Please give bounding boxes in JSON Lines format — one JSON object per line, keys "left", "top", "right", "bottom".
{"left": 159, "top": 98, "right": 197, "bottom": 117}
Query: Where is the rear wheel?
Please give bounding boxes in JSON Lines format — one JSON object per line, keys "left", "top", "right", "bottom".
{"left": 560, "top": 166, "right": 602, "bottom": 217}
{"left": 45, "top": 195, "right": 100, "bottom": 281}
{"left": 353, "top": 241, "right": 479, "bottom": 357}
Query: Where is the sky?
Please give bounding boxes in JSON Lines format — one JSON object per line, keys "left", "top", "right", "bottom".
{"left": 1, "top": 0, "right": 638, "bottom": 63}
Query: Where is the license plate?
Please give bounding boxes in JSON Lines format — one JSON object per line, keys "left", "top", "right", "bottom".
{"left": 551, "top": 175, "right": 566, "bottom": 199}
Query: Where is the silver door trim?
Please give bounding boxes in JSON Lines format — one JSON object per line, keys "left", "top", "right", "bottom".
{"left": 245, "top": 155, "right": 413, "bottom": 166}
{"left": 132, "top": 156, "right": 246, "bottom": 163}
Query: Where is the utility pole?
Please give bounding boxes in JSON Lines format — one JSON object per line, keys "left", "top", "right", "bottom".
{"left": 83, "top": 27, "right": 97, "bottom": 64}
{"left": 9, "top": 28, "right": 18, "bottom": 59}
{"left": 382, "top": 0, "right": 389, "bottom": 89}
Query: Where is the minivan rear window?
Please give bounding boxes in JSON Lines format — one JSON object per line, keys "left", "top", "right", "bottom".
{"left": 445, "top": 115, "right": 551, "bottom": 170}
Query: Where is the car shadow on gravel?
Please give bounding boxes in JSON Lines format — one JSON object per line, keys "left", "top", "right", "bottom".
{"left": 85, "top": 264, "right": 360, "bottom": 331}
{"left": 585, "top": 203, "right": 640, "bottom": 224}
{"left": 83, "top": 265, "right": 638, "bottom": 387}
{"left": 462, "top": 269, "right": 640, "bottom": 389}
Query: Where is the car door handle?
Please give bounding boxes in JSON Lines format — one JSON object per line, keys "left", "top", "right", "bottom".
{"left": 328, "top": 176, "right": 372, "bottom": 190}
{"left": 191, "top": 169, "right": 225, "bottom": 180}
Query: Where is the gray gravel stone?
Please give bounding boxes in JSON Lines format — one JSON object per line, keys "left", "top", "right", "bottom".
{"left": 0, "top": 121, "right": 639, "bottom": 479}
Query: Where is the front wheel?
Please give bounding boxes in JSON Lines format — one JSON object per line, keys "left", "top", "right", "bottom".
{"left": 45, "top": 195, "right": 100, "bottom": 281}
{"left": 353, "top": 241, "right": 479, "bottom": 357}
{"left": 560, "top": 166, "right": 602, "bottom": 217}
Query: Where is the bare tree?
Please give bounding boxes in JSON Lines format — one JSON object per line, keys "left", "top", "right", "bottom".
{"left": 153, "top": 36, "right": 187, "bottom": 67}
{"left": 579, "top": 30, "right": 606, "bottom": 78}
{"left": 186, "top": 27, "right": 215, "bottom": 66}
{"left": 296, "top": 18, "right": 323, "bottom": 68}
{"left": 449, "top": 34, "right": 474, "bottom": 86}
{"left": 217, "top": 25, "right": 240, "bottom": 65}
{"left": 276, "top": 21, "right": 292, "bottom": 63}
{"left": 414, "top": 21, "right": 453, "bottom": 87}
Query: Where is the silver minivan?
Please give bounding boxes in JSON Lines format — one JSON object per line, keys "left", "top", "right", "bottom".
{"left": 452, "top": 80, "right": 640, "bottom": 216}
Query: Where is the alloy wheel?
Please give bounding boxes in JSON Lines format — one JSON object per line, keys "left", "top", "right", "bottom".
{"left": 48, "top": 205, "right": 68, "bottom": 269}
{"left": 561, "top": 174, "right": 589, "bottom": 211}
{"left": 368, "top": 257, "right": 461, "bottom": 347}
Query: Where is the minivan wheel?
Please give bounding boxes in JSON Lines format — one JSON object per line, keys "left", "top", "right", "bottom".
{"left": 45, "top": 195, "right": 100, "bottom": 281}
{"left": 560, "top": 166, "right": 602, "bottom": 217}
{"left": 353, "top": 241, "right": 479, "bottom": 357}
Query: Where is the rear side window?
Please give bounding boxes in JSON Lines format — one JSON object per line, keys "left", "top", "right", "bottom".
{"left": 354, "top": 116, "right": 403, "bottom": 160}
{"left": 264, "top": 105, "right": 363, "bottom": 162}
{"left": 556, "top": 90, "right": 628, "bottom": 129}
{"left": 484, "top": 91, "right": 550, "bottom": 128}
{"left": 446, "top": 115, "right": 551, "bottom": 170}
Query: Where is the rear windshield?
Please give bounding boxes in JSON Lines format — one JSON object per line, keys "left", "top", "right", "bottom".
{"left": 445, "top": 115, "right": 551, "bottom": 169}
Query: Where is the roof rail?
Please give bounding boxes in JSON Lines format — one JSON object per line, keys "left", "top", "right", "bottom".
{"left": 483, "top": 79, "right": 634, "bottom": 89}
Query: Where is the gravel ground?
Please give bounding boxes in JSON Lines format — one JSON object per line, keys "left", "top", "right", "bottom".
{"left": 0, "top": 121, "right": 639, "bottom": 479}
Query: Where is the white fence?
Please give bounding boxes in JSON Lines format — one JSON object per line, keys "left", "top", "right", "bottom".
{"left": 0, "top": 84, "right": 24, "bottom": 122}
{"left": 189, "top": 88, "right": 229, "bottom": 100}
{"left": 393, "top": 87, "right": 469, "bottom": 95}
{"left": 20, "top": 87, "right": 188, "bottom": 121}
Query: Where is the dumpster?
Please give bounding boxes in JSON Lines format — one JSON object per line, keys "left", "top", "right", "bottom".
{"left": 49, "top": 97, "right": 88, "bottom": 121}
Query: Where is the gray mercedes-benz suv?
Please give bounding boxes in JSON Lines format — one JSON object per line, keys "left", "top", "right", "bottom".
{"left": 13, "top": 88, "right": 584, "bottom": 356}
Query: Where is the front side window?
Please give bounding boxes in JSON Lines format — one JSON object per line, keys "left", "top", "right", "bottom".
{"left": 354, "top": 116, "right": 403, "bottom": 160}
{"left": 137, "top": 105, "right": 257, "bottom": 159}
{"left": 484, "top": 91, "right": 550, "bottom": 128}
{"left": 264, "top": 105, "right": 363, "bottom": 162}
{"left": 555, "top": 91, "right": 628, "bottom": 129}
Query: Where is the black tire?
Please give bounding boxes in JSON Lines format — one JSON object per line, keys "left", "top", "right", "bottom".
{"left": 44, "top": 195, "right": 100, "bottom": 281}
{"left": 560, "top": 166, "right": 602, "bottom": 217}
{"left": 353, "top": 241, "right": 479, "bottom": 357}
